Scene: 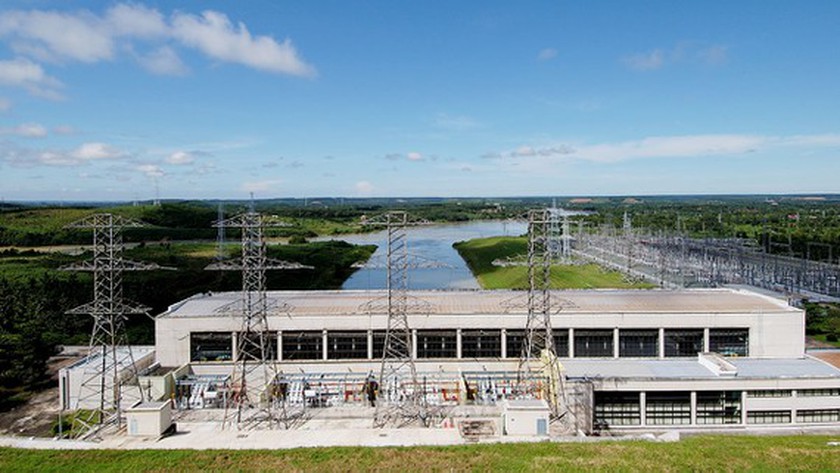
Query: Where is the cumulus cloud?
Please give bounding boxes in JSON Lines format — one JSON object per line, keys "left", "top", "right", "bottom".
{"left": 165, "top": 150, "right": 196, "bottom": 164}
{"left": 0, "top": 123, "right": 47, "bottom": 137}
{"left": 53, "top": 125, "right": 75, "bottom": 135}
{"left": 0, "top": 3, "right": 316, "bottom": 95}
{"left": 537, "top": 48, "right": 558, "bottom": 61}
{"left": 137, "top": 163, "right": 164, "bottom": 177}
{"left": 138, "top": 46, "right": 188, "bottom": 75}
{"left": 0, "top": 57, "right": 63, "bottom": 99}
{"left": 406, "top": 152, "right": 423, "bottom": 161}
{"left": 0, "top": 140, "right": 128, "bottom": 167}
{"left": 71, "top": 142, "right": 124, "bottom": 160}
{"left": 170, "top": 10, "right": 316, "bottom": 77}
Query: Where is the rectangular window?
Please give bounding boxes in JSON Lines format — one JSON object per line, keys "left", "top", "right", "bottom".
{"left": 417, "top": 330, "right": 457, "bottom": 358}
{"left": 619, "top": 329, "right": 659, "bottom": 358}
{"left": 796, "top": 409, "right": 840, "bottom": 423}
{"left": 798, "top": 389, "right": 840, "bottom": 397}
{"left": 645, "top": 391, "right": 691, "bottom": 425}
{"left": 696, "top": 391, "right": 741, "bottom": 425}
{"left": 372, "top": 330, "right": 410, "bottom": 359}
{"left": 747, "top": 390, "right": 792, "bottom": 398}
{"left": 664, "top": 329, "right": 704, "bottom": 357}
{"left": 709, "top": 329, "right": 749, "bottom": 356}
{"left": 462, "top": 330, "right": 501, "bottom": 358}
{"left": 190, "top": 332, "right": 232, "bottom": 362}
{"left": 239, "top": 331, "right": 277, "bottom": 361}
{"left": 505, "top": 330, "right": 526, "bottom": 358}
{"left": 747, "top": 410, "right": 791, "bottom": 424}
{"left": 281, "top": 331, "right": 321, "bottom": 360}
{"left": 553, "top": 329, "right": 569, "bottom": 358}
{"left": 574, "top": 329, "right": 614, "bottom": 357}
{"left": 327, "top": 331, "right": 368, "bottom": 360}
{"left": 594, "top": 391, "right": 641, "bottom": 427}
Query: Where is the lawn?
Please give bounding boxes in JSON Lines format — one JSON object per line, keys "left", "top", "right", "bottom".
{"left": 1, "top": 435, "right": 838, "bottom": 471}
{"left": 454, "top": 236, "right": 655, "bottom": 290}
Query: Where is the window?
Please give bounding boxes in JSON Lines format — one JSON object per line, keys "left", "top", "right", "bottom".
{"left": 327, "top": 331, "right": 368, "bottom": 360}
{"left": 190, "top": 332, "right": 232, "bottom": 362}
{"left": 372, "top": 330, "right": 410, "bottom": 359}
{"left": 281, "top": 331, "right": 321, "bottom": 360}
{"left": 646, "top": 391, "right": 691, "bottom": 425}
{"left": 747, "top": 410, "right": 791, "bottom": 424}
{"left": 664, "top": 329, "right": 704, "bottom": 357}
{"left": 747, "top": 390, "right": 792, "bottom": 398}
{"left": 462, "top": 330, "right": 501, "bottom": 358}
{"left": 798, "top": 389, "right": 840, "bottom": 397}
{"left": 505, "top": 330, "right": 526, "bottom": 358}
{"left": 619, "top": 329, "right": 658, "bottom": 357}
{"left": 553, "top": 329, "right": 570, "bottom": 358}
{"left": 574, "top": 329, "right": 614, "bottom": 357}
{"left": 796, "top": 409, "right": 840, "bottom": 423}
{"left": 709, "top": 329, "right": 749, "bottom": 356}
{"left": 594, "top": 391, "right": 641, "bottom": 427}
{"left": 417, "top": 330, "right": 457, "bottom": 358}
{"left": 239, "top": 331, "right": 277, "bottom": 361}
{"left": 696, "top": 391, "right": 741, "bottom": 424}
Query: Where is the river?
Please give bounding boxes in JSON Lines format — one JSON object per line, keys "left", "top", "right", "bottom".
{"left": 316, "top": 220, "right": 527, "bottom": 290}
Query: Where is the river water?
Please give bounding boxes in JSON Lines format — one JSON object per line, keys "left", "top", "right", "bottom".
{"left": 316, "top": 220, "right": 527, "bottom": 290}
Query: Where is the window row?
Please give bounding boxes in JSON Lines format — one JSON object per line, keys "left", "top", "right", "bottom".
{"left": 190, "top": 327, "right": 749, "bottom": 362}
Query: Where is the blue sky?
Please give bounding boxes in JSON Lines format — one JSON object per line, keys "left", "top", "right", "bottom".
{"left": 0, "top": 1, "right": 839, "bottom": 201}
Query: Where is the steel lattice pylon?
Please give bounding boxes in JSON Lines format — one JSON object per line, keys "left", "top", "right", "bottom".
{"left": 205, "top": 209, "right": 311, "bottom": 430}
{"left": 63, "top": 213, "right": 164, "bottom": 439}
{"left": 357, "top": 211, "right": 437, "bottom": 428}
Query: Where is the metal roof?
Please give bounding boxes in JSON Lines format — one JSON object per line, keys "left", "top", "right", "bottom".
{"left": 160, "top": 288, "right": 795, "bottom": 318}
{"left": 560, "top": 357, "right": 840, "bottom": 380}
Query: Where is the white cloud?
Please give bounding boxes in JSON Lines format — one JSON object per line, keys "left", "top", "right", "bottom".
{"left": 53, "top": 125, "right": 75, "bottom": 135}
{"left": 354, "top": 180, "right": 373, "bottom": 195}
{"left": 137, "top": 163, "right": 164, "bottom": 177}
{"left": 170, "top": 10, "right": 316, "bottom": 77}
{"left": 0, "top": 9, "right": 114, "bottom": 63}
{"left": 165, "top": 150, "right": 196, "bottom": 164}
{"left": 406, "top": 152, "right": 423, "bottom": 162}
{"left": 622, "top": 49, "right": 664, "bottom": 71}
{"left": 487, "top": 133, "right": 840, "bottom": 164}
{"left": 0, "top": 57, "right": 63, "bottom": 99}
{"left": 433, "top": 113, "right": 480, "bottom": 131}
{"left": 697, "top": 45, "right": 728, "bottom": 66}
{"left": 71, "top": 142, "right": 124, "bottom": 160}
{"left": 537, "top": 48, "right": 557, "bottom": 61}
{"left": 0, "top": 123, "right": 47, "bottom": 137}
{"left": 138, "top": 46, "right": 188, "bottom": 76}
{"left": 104, "top": 3, "right": 167, "bottom": 39}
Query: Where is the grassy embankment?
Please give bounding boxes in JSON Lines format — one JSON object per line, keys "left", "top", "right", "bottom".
{"left": 1, "top": 435, "right": 839, "bottom": 471}
{"left": 454, "top": 236, "right": 655, "bottom": 290}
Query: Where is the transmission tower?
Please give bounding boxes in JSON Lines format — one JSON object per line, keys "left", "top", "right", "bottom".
{"left": 62, "top": 213, "right": 166, "bottom": 439}
{"left": 357, "top": 211, "right": 439, "bottom": 428}
{"left": 205, "top": 206, "right": 312, "bottom": 429}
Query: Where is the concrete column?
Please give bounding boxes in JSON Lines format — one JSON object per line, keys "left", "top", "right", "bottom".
{"left": 703, "top": 328, "right": 711, "bottom": 353}
{"left": 277, "top": 331, "right": 283, "bottom": 361}
{"left": 741, "top": 391, "right": 747, "bottom": 425}
{"left": 456, "top": 328, "right": 462, "bottom": 359}
{"left": 501, "top": 328, "right": 507, "bottom": 359}
{"left": 566, "top": 330, "right": 573, "bottom": 357}
{"left": 613, "top": 328, "right": 620, "bottom": 358}
{"left": 640, "top": 392, "right": 647, "bottom": 426}
{"left": 690, "top": 391, "right": 697, "bottom": 425}
{"left": 569, "top": 328, "right": 575, "bottom": 358}
{"left": 658, "top": 328, "right": 665, "bottom": 359}
{"left": 322, "top": 330, "right": 328, "bottom": 361}
{"left": 367, "top": 330, "right": 373, "bottom": 360}
{"left": 412, "top": 329, "right": 418, "bottom": 359}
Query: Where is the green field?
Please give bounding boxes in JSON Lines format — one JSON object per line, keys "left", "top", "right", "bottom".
{"left": 454, "top": 236, "right": 655, "bottom": 290}
{"left": 1, "top": 435, "right": 839, "bottom": 471}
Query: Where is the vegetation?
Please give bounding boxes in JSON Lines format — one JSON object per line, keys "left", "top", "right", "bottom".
{"left": 454, "top": 236, "right": 655, "bottom": 290}
{"left": 804, "top": 302, "right": 840, "bottom": 346}
{"left": 1, "top": 435, "right": 839, "bottom": 471}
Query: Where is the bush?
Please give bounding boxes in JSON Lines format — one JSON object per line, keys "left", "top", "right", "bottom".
{"left": 827, "top": 333, "right": 838, "bottom": 342}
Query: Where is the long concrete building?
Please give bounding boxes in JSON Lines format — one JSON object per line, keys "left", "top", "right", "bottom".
{"left": 151, "top": 287, "right": 840, "bottom": 432}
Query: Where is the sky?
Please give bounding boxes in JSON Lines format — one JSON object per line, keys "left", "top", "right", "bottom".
{"left": 0, "top": 1, "right": 839, "bottom": 201}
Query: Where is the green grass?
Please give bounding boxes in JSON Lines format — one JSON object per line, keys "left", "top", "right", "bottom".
{"left": 1, "top": 435, "right": 839, "bottom": 471}
{"left": 454, "top": 236, "right": 655, "bottom": 290}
